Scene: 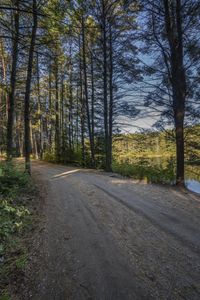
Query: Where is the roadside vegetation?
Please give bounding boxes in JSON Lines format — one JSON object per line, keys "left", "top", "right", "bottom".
{"left": 0, "top": 162, "right": 37, "bottom": 300}
{"left": 112, "top": 160, "right": 175, "bottom": 184}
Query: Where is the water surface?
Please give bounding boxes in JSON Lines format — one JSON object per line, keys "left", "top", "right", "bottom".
{"left": 185, "top": 179, "right": 200, "bottom": 194}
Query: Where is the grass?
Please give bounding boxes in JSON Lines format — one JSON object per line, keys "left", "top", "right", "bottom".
{"left": 112, "top": 160, "right": 176, "bottom": 184}
{"left": 0, "top": 162, "right": 35, "bottom": 299}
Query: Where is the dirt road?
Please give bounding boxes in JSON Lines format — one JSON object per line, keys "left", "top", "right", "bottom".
{"left": 25, "top": 161, "right": 200, "bottom": 300}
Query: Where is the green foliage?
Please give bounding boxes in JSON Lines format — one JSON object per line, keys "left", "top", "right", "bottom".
{"left": 0, "top": 200, "right": 30, "bottom": 242}
{"left": 112, "top": 159, "right": 176, "bottom": 184}
{"left": 43, "top": 147, "right": 83, "bottom": 166}
{"left": 0, "top": 293, "right": 10, "bottom": 300}
{"left": 112, "top": 131, "right": 176, "bottom": 183}
{"left": 113, "top": 126, "right": 200, "bottom": 164}
{"left": 15, "top": 253, "right": 28, "bottom": 270}
{"left": 0, "top": 163, "right": 30, "bottom": 197}
{"left": 62, "top": 148, "right": 82, "bottom": 165}
{"left": 113, "top": 131, "right": 176, "bottom": 163}
{"left": 43, "top": 150, "right": 56, "bottom": 162}
{"left": 185, "top": 125, "right": 200, "bottom": 162}
{"left": 0, "top": 163, "right": 33, "bottom": 299}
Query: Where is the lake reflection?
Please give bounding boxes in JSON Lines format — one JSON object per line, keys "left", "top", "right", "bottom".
{"left": 185, "top": 165, "right": 200, "bottom": 194}
{"left": 185, "top": 179, "right": 200, "bottom": 194}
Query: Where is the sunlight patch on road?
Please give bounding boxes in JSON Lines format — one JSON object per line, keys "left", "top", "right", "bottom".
{"left": 111, "top": 179, "right": 148, "bottom": 185}
{"left": 52, "top": 169, "right": 81, "bottom": 179}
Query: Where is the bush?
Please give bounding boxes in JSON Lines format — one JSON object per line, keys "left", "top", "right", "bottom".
{"left": 0, "top": 162, "right": 33, "bottom": 299}
{"left": 0, "top": 163, "right": 29, "bottom": 197}
{"left": 0, "top": 200, "right": 30, "bottom": 246}
{"left": 43, "top": 148, "right": 83, "bottom": 165}
{"left": 0, "top": 163, "right": 31, "bottom": 253}
{"left": 43, "top": 151, "right": 56, "bottom": 162}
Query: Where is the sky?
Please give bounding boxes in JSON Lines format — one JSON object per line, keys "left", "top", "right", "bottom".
{"left": 117, "top": 112, "right": 160, "bottom": 133}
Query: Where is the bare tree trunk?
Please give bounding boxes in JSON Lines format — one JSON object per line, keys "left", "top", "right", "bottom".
{"left": 76, "top": 83, "right": 79, "bottom": 151}
{"left": 108, "top": 24, "right": 113, "bottom": 171}
{"left": 90, "top": 51, "right": 95, "bottom": 163}
{"left": 17, "top": 111, "right": 23, "bottom": 156}
{"left": 82, "top": 15, "right": 95, "bottom": 166}
{"left": 163, "top": 0, "right": 186, "bottom": 186}
{"left": 102, "top": 2, "right": 110, "bottom": 171}
{"left": 68, "top": 48, "right": 73, "bottom": 152}
{"left": 60, "top": 72, "right": 65, "bottom": 160}
{"left": 0, "top": 38, "right": 7, "bottom": 153}
{"left": 19, "top": 128, "right": 23, "bottom": 157}
{"left": 79, "top": 37, "right": 85, "bottom": 165}
{"left": 30, "top": 120, "right": 35, "bottom": 157}
{"left": 24, "top": 0, "right": 38, "bottom": 173}
{"left": 48, "top": 65, "right": 52, "bottom": 147}
{"left": 54, "top": 60, "right": 60, "bottom": 162}
{"left": 7, "top": 0, "right": 19, "bottom": 160}
{"left": 36, "top": 52, "right": 43, "bottom": 159}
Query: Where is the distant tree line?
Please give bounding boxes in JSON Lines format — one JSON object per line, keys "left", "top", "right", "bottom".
{"left": 113, "top": 125, "right": 200, "bottom": 163}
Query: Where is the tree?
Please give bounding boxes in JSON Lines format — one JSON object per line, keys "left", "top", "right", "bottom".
{"left": 6, "top": 0, "right": 20, "bottom": 160}
{"left": 141, "top": 0, "right": 200, "bottom": 185}
{"left": 24, "top": 0, "right": 38, "bottom": 173}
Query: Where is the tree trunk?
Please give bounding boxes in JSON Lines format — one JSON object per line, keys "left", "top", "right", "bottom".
{"left": 108, "top": 24, "right": 113, "bottom": 171}
{"left": 163, "top": 0, "right": 186, "bottom": 186}
{"left": 175, "top": 111, "right": 185, "bottom": 185}
{"left": 75, "top": 83, "right": 79, "bottom": 151}
{"left": 60, "top": 72, "right": 65, "bottom": 160}
{"left": 48, "top": 65, "right": 52, "bottom": 147}
{"left": 79, "top": 36, "right": 85, "bottom": 165}
{"left": 82, "top": 16, "right": 95, "bottom": 166}
{"left": 0, "top": 38, "right": 7, "bottom": 153}
{"left": 36, "top": 52, "right": 43, "bottom": 159}
{"left": 7, "top": 0, "right": 19, "bottom": 160}
{"left": 90, "top": 52, "right": 95, "bottom": 163}
{"left": 24, "top": 0, "right": 38, "bottom": 173}
{"left": 54, "top": 60, "right": 60, "bottom": 162}
{"left": 102, "top": 2, "right": 110, "bottom": 171}
{"left": 68, "top": 48, "right": 73, "bottom": 152}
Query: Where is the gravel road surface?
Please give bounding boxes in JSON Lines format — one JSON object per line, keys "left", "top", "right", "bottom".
{"left": 24, "top": 161, "right": 200, "bottom": 300}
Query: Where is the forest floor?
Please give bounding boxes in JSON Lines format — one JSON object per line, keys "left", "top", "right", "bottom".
{"left": 16, "top": 160, "right": 200, "bottom": 300}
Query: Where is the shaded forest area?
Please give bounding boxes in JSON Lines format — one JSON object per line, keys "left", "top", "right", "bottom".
{"left": 0, "top": 0, "right": 200, "bottom": 185}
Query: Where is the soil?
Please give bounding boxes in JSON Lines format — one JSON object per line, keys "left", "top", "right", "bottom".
{"left": 16, "top": 161, "right": 200, "bottom": 300}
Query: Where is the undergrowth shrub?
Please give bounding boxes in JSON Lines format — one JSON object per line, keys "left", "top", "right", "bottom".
{"left": 0, "top": 200, "right": 30, "bottom": 252}
{"left": 43, "top": 151, "right": 56, "bottom": 162}
{"left": 0, "top": 162, "right": 33, "bottom": 299}
{"left": 43, "top": 148, "right": 83, "bottom": 165}
{"left": 0, "top": 162, "right": 29, "bottom": 196}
